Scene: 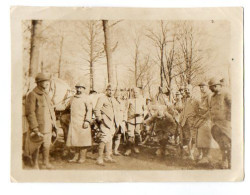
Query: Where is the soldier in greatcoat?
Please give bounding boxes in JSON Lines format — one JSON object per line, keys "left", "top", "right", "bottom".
{"left": 196, "top": 82, "right": 214, "bottom": 164}
{"left": 208, "top": 78, "right": 231, "bottom": 168}
{"left": 180, "top": 86, "right": 200, "bottom": 160}
{"left": 66, "top": 81, "right": 93, "bottom": 163}
{"left": 25, "top": 73, "right": 57, "bottom": 169}
{"left": 94, "top": 85, "right": 117, "bottom": 166}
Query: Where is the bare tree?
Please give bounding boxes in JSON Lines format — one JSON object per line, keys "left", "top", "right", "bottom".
{"left": 175, "top": 21, "right": 206, "bottom": 85}
{"left": 146, "top": 21, "right": 171, "bottom": 88}
{"left": 75, "top": 21, "right": 104, "bottom": 90}
{"left": 102, "top": 20, "right": 121, "bottom": 87}
{"left": 27, "top": 20, "right": 42, "bottom": 77}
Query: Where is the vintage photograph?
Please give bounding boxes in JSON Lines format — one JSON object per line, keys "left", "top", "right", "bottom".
{"left": 11, "top": 7, "right": 243, "bottom": 182}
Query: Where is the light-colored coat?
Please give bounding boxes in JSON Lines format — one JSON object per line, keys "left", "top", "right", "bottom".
{"left": 115, "top": 99, "right": 127, "bottom": 133}
{"left": 66, "top": 94, "right": 92, "bottom": 147}
{"left": 196, "top": 92, "right": 216, "bottom": 148}
{"left": 94, "top": 95, "right": 117, "bottom": 143}
{"left": 127, "top": 97, "right": 146, "bottom": 124}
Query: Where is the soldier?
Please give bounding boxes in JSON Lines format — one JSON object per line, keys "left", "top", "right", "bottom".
{"left": 179, "top": 86, "right": 186, "bottom": 102}
{"left": 25, "top": 73, "right": 57, "bottom": 169}
{"left": 124, "top": 87, "right": 146, "bottom": 156}
{"left": 208, "top": 78, "right": 231, "bottom": 168}
{"left": 66, "top": 81, "right": 92, "bottom": 163}
{"left": 174, "top": 91, "right": 183, "bottom": 114}
{"left": 113, "top": 89, "right": 127, "bottom": 156}
{"left": 145, "top": 105, "right": 177, "bottom": 156}
{"left": 180, "top": 85, "right": 200, "bottom": 160}
{"left": 94, "top": 84, "right": 117, "bottom": 166}
{"left": 196, "top": 82, "right": 213, "bottom": 164}
{"left": 157, "top": 86, "right": 171, "bottom": 106}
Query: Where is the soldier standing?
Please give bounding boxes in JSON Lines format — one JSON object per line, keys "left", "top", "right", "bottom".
{"left": 124, "top": 87, "right": 146, "bottom": 156}
{"left": 196, "top": 82, "right": 213, "bottom": 164}
{"left": 25, "top": 73, "right": 57, "bottom": 169}
{"left": 94, "top": 85, "right": 117, "bottom": 166}
{"left": 208, "top": 78, "right": 231, "bottom": 168}
{"left": 66, "top": 81, "right": 92, "bottom": 163}
{"left": 113, "top": 89, "right": 127, "bottom": 156}
{"left": 180, "top": 86, "right": 200, "bottom": 160}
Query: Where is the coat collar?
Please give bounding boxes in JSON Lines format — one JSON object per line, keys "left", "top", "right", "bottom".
{"left": 33, "top": 86, "right": 45, "bottom": 95}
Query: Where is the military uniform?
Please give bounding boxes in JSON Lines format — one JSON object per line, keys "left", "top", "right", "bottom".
{"left": 125, "top": 95, "right": 146, "bottom": 155}
{"left": 209, "top": 78, "right": 231, "bottom": 167}
{"left": 25, "top": 73, "right": 57, "bottom": 169}
{"left": 146, "top": 105, "right": 177, "bottom": 155}
{"left": 94, "top": 88, "right": 118, "bottom": 165}
{"left": 113, "top": 97, "right": 127, "bottom": 155}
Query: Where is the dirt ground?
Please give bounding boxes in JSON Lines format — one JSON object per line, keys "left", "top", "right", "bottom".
{"left": 24, "top": 136, "right": 224, "bottom": 170}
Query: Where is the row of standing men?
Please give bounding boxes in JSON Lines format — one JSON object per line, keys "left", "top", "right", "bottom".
{"left": 24, "top": 73, "right": 231, "bottom": 169}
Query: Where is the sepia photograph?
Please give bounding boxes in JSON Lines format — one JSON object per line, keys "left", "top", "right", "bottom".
{"left": 11, "top": 7, "right": 244, "bottom": 182}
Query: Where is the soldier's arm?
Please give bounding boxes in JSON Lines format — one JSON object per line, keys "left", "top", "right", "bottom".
{"left": 25, "top": 92, "right": 39, "bottom": 131}
{"left": 224, "top": 92, "right": 231, "bottom": 120}
{"left": 85, "top": 98, "right": 93, "bottom": 123}
{"left": 94, "top": 97, "right": 104, "bottom": 121}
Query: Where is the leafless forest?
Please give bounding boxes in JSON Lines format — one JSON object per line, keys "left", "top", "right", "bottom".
{"left": 22, "top": 20, "right": 231, "bottom": 98}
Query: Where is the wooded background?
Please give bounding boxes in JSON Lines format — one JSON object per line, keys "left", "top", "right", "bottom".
{"left": 22, "top": 20, "right": 231, "bottom": 99}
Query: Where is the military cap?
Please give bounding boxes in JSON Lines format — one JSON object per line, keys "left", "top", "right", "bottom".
{"left": 198, "top": 82, "right": 207, "bottom": 86}
{"left": 75, "top": 81, "right": 86, "bottom": 88}
{"left": 106, "top": 84, "right": 116, "bottom": 91}
{"left": 35, "top": 73, "right": 51, "bottom": 83}
{"left": 208, "top": 78, "right": 222, "bottom": 86}
{"left": 30, "top": 132, "right": 44, "bottom": 143}
{"left": 179, "top": 86, "right": 184, "bottom": 91}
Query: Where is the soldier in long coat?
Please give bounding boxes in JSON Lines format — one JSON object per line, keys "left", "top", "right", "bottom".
{"left": 180, "top": 87, "right": 200, "bottom": 160}
{"left": 208, "top": 78, "right": 231, "bottom": 168}
{"left": 66, "top": 81, "right": 92, "bottom": 163}
{"left": 196, "top": 82, "right": 213, "bottom": 163}
{"left": 94, "top": 85, "right": 117, "bottom": 166}
{"left": 25, "top": 73, "right": 57, "bottom": 169}
{"left": 124, "top": 87, "right": 146, "bottom": 156}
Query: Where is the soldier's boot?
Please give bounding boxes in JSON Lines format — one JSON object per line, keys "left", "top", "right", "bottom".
{"left": 155, "top": 148, "right": 163, "bottom": 156}
{"left": 96, "top": 142, "right": 105, "bottom": 166}
{"left": 78, "top": 148, "right": 87, "bottom": 164}
{"left": 32, "top": 149, "right": 40, "bottom": 170}
{"left": 68, "top": 150, "right": 79, "bottom": 163}
{"left": 133, "top": 134, "right": 141, "bottom": 154}
{"left": 124, "top": 137, "right": 133, "bottom": 156}
{"left": 113, "top": 134, "right": 121, "bottom": 156}
{"left": 42, "top": 147, "right": 53, "bottom": 169}
{"left": 104, "top": 141, "right": 116, "bottom": 163}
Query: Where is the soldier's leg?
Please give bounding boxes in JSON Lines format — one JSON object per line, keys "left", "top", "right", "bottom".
{"left": 124, "top": 123, "right": 135, "bottom": 156}
{"left": 114, "top": 133, "right": 122, "bottom": 155}
{"left": 96, "top": 142, "right": 105, "bottom": 166}
{"left": 220, "top": 134, "right": 231, "bottom": 168}
{"left": 41, "top": 133, "right": 53, "bottom": 169}
{"left": 104, "top": 140, "right": 116, "bottom": 163}
{"left": 78, "top": 147, "right": 87, "bottom": 163}
{"left": 134, "top": 124, "right": 142, "bottom": 154}
{"left": 32, "top": 147, "right": 40, "bottom": 169}
{"left": 211, "top": 125, "right": 230, "bottom": 168}
{"left": 68, "top": 147, "right": 80, "bottom": 163}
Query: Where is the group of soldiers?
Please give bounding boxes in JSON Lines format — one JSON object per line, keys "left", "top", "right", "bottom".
{"left": 24, "top": 72, "right": 231, "bottom": 169}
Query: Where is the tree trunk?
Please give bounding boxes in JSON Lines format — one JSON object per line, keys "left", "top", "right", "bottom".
{"left": 29, "top": 20, "right": 41, "bottom": 77}
{"left": 57, "top": 36, "right": 64, "bottom": 78}
{"left": 102, "top": 20, "right": 115, "bottom": 86}
{"left": 160, "top": 45, "right": 164, "bottom": 87}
